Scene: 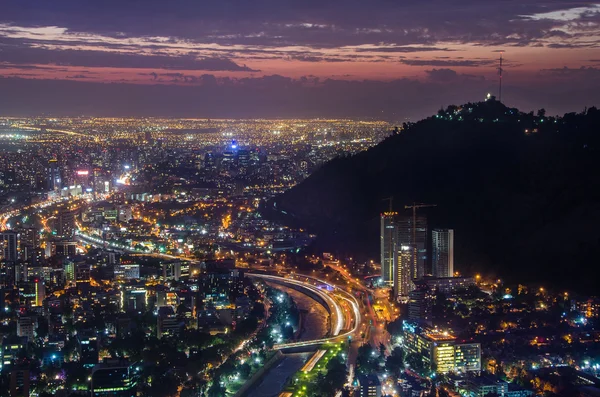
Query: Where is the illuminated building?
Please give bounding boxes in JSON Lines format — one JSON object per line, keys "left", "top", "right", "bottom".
{"left": 394, "top": 245, "right": 413, "bottom": 300}
{"left": 18, "top": 227, "right": 39, "bottom": 261}
{"left": 1, "top": 338, "right": 26, "bottom": 371}
{"left": 47, "top": 159, "right": 61, "bottom": 190}
{"left": 17, "top": 282, "right": 36, "bottom": 308}
{"left": 380, "top": 212, "right": 398, "bottom": 286}
{"left": 432, "top": 229, "right": 454, "bottom": 277}
{"left": 459, "top": 374, "right": 534, "bottom": 397}
{"left": 53, "top": 240, "right": 77, "bottom": 257}
{"left": 402, "top": 321, "right": 481, "bottom": 374}
{"left": 162, "top": 262, "right": 187, "bottom": 281}
{"left": 91, "top": 361, "right": 138, "bottom": 397}
{"left": 120, "top": 285, "right": 147, "bottom": 312}
{"left": 78, "top": 334, "right": 99, "bottom": 367}
{"left": 408, "top": 283, "right": 433, "bottom": 322}
{"left": 397, "top": 215, "right": 428, "bottom": 280}
{"left": 76, "top": 262, "right": 91, "bottom": 283}
{"left": 42, "top": 349, "right": 64, "bottom": 367}
{"left": 0, "top": 231, "right": 18, "bottom": 263}
{"left": 57, "top": 208, "right": 78, "bottom": 237}
{"left": 157, "top": 306, "right": 182, "bottom": 338}
{"left": 16, "top": 317, "right": 35, "bottom": 342}
{"left": 114, "top": 263, "right": 140, "bottom": 281}
{"left": 63, "top": 260, "right": 75, "bottom": 282}
{"left": 156, "top": 291, "right": 179, "bottom": 308}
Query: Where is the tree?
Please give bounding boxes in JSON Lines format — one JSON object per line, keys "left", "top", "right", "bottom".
{"left": 356, "top": 344, "right": 379, "bottom": 374}
{"left": 405, "top": 352, "right": 425, "bottom": 374}
{"left": 315, "top": 357, "right": 347, "bottom": 396}
{"left": 385, "top": 347, "right": 404, "bottom": 377}
{"left": 207, "top": 376, "right": 227, "bottom": 397}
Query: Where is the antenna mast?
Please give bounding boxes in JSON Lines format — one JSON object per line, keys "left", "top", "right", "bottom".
{"left": 498, "top": 52, "right": 504, "bottom": 103}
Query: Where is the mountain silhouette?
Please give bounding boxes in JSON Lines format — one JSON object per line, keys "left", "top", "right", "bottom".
{"left": 265, "top": 99, "right": 600, "bottom": 295}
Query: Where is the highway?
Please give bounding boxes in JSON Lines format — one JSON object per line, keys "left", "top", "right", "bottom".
{"left": 74, "top": 230, "right": 197, "bottom": 262}
{"left": 0, "top": 197, "right": 71, "bottom": 231}
{"left": 303, "top": 262, "right": 396, "bottom": 355}
{"left": 248, "top": 274, "right": 362, "bottom": 351}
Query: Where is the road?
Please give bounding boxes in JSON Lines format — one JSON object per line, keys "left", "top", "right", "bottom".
{"left": 75, "top": 230, "right": 197, "bottom": 262}
{"left": 268, "top": 284, "right": 329, "bottom": 341}
{"left": 249, "top": 274, "right": 362, "bottom": 352}
{"left": 0, "top": 197, "right": 70, "bottom": 231}
{"left": 293, "top": 268, "right": 395, "bottom": 355}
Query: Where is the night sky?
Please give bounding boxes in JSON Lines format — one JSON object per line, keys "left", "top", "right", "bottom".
{"left": 1, "top": 0, "right": 599, "bottom": 119}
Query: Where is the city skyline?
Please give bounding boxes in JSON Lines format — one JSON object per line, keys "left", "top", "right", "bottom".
{"left": 0, "top": 3, "right": 599, "bottom": 396}
{"left": 1, "top": 1, "right": 599, "bottom": 118}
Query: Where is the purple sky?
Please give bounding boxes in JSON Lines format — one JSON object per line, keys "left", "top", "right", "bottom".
{"left": 1, "top": 0, "right": 599, "bottom": 119}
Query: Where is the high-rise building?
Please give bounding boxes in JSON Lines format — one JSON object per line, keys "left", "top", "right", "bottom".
{"left": 78, "top": 334, "right": 99, "bottom": 367}
{"left": 63, "top": 260, "right": 76, "bottom": 282}
{"left": 393, "top": 245, "right": 414, "bottom": 300}
{"left": 237, "top": 149, "right": 250, "bottom": 168}
{"left": 75, "top": 262, "right": 91, "bottom": 283}
{"left": 397, "top": 215, "right": 428, "bottom": 280}
{"left": 16, "top": 317, "right": 35, "bottom": 342}
{"left": 432, "top": 229, "right": 454, "bottom": 278}
{"left": 380, "top": 212, "right": 398, "bottom": 286}
{"left": 204, "top": 152, "right": 216, "bottom": 169}
{"left": 9, "top": 368, "right": 30, "bottom": 397}
{"left": 34, "top": 278, "right": 45, "bottom": 307}
{"left": 47, "top": 159, "right": 61, "bottom": 190}
{"left": 157, "top": 306, "right": 181, "bottom": 338}
{"left": 18, "top": 227, "right": 39, "bottom": 261}
{"left": 408, "top": 283, "right": 433, "bottom": 322}
{"left": 53, "top": 240, "right": 77, "bottom": 257}
{"left": 120, "top": 285, "right": 147, "bottom": 312}
{"left": 57, "top": 208, "right": 78, "bottom": 238}
{"left": 0, "top": 231, "right": 18, "bottom": 263}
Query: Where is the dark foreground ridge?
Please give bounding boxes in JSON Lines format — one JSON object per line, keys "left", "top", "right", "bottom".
{"left": 266, "top": 99, "right": 600, "bottom": 294}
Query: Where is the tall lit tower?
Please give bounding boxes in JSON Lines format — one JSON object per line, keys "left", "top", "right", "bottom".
{"left": 394, "top": 245, "right": 414, "bottom": 300}
{"left": 47, "top": 159, "right": 61, "bottom": 190}
{"left": 397, "top": 215, "right": 428, "bottom": 280}
{"left": 380, "top": 212, "right": 398, "bottom": 286}
{"left": 432, "top": 229, "right": 454, "bottom": 278}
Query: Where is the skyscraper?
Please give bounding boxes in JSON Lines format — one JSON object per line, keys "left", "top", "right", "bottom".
{"left": 18, "top": 227, "right": 39, "bottom": 260}
{"left": 397, "top": 215, "right": 428, "bottom": 280}
{"left": 57, "top": 208, "right": 78, "bottom": 237}
{"left": 0, "top": 231, "right": 18, "bottom": 263}
{"left": 432, "top": 229, "right": 454, "bottom": 278}
{"left": 394, "top": 245, "right": 414, "bottom": 299}
{"left": 380, "top": 212, "right": 398, "bottom": 286}
{"left": 47, "top": 159, "right": 61, "bottom": 190}
{"left": 408, "top": 282, "right": 433, "bottom": 323}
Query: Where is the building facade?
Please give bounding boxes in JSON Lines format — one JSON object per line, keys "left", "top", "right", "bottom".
{"left": 380, "top": 212, "right": 398, "bottom": 286}
{"left": 402, "top": 321, "right": 481, "bottom": 374}
{"left": 432, "top": 229, "right": 454, "bottom": 278}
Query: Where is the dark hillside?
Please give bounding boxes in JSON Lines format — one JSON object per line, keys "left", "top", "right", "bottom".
{"left": 265, "top": 100, "right": 600, "bottom": 294}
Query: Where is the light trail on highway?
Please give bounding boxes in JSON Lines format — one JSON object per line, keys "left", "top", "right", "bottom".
{"left": 75, "top": 230, "right": 196, "bottom": 262}
{"left": 250, "top": 274, "right": 361, "bottom": 350}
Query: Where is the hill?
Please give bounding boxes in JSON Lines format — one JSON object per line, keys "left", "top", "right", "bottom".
{"left": 265, "top": 99, "right": 600, "bottom": 294}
